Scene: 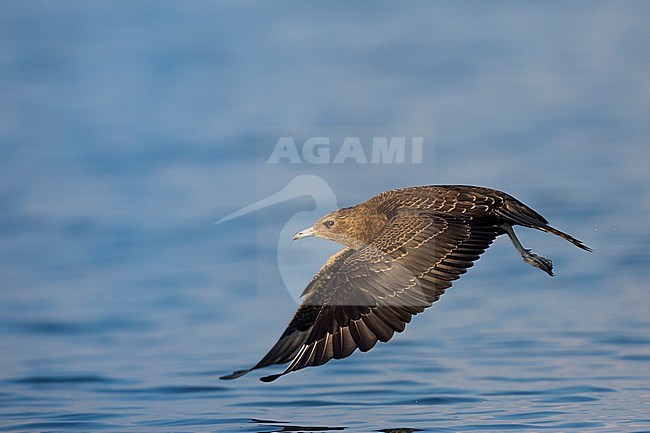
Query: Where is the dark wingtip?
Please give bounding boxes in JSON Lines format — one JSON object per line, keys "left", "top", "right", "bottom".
{"left": 260, "top": 373, "right": 282, "bottom": 382}
{"left": 219, "top": 369, "right": 250, "bottom": 380}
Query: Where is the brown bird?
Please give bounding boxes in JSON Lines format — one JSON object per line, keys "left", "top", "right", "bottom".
{"left": 220, "top": 185, "right": 591, "bottom": 382}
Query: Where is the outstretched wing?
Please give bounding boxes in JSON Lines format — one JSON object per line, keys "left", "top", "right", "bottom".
{"left": 260, "top": 210, "right": 499, "bottom": 382}
{"left": 219, "top": 248, "right": 354, "bottom": 380}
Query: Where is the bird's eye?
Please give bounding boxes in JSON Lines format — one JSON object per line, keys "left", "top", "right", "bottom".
{"left": 324, "top": 220, "right": 334, "bottom": 228}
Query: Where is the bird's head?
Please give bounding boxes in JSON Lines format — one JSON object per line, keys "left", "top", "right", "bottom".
{"left": 293, "top": 206, "right": 384, "bottom": 249}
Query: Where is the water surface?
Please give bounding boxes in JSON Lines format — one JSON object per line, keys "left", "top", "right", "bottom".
{"left": 1, "top": 2, "right": 649, "bottom": 432}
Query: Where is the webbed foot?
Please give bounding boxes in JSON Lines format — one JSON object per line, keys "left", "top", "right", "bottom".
{"left": 521, "top": 249, "right": 554, "bottom": 276}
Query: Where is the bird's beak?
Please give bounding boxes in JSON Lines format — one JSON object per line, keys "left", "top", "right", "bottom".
{"left": 293, "top": 226, "right": 315, "bottom": 241}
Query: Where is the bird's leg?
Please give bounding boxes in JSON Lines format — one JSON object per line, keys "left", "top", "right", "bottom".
{"left": 500, "top": 223, "right": 554, "bottom": 276}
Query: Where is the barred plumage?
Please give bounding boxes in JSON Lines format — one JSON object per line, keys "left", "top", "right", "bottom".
{"left": 221, "top": 185, "right": 591, "bottom": 382}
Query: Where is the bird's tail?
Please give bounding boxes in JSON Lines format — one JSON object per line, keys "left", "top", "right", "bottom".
{"left": 538, "top": 225, "right": 592, "bottom": 252}
{"left": 497, "top": 195, "right": 592, "bottom": 252}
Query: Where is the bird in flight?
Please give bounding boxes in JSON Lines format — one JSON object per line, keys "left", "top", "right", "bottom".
{"left": 220, "top": 185, "right": 591, "bottom": 382}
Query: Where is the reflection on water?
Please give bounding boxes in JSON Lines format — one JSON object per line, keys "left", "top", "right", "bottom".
{"left": 252, "top": 418, "right": 345, "bottom": 432}
{"left": 250, "top": 419, "right": 426, "bottom": 433}
{"left": 1, "top": 1, "right": 649, "bottom": 432}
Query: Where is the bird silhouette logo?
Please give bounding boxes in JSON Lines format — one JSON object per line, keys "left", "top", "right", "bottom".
{"left": 216, "top": 175, "right": 339, "bottom": 304}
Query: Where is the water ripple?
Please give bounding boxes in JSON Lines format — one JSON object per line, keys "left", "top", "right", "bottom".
{"left": 11, "top": 374, "right": 114, "bottom": 385}
{"left": 396, "top": 396, "right": 484, "bottom": 405}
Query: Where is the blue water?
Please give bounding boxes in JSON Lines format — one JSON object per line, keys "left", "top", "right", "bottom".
{"left": 1, "top": 2, "right": 649, "bottom": 432}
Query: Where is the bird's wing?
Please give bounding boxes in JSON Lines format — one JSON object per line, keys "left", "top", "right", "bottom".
{"left": 260, "top": 210, "right": 499, "bottom": 382}
{"left": 219, "top": 247, "right": 354, "bottom": 380}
